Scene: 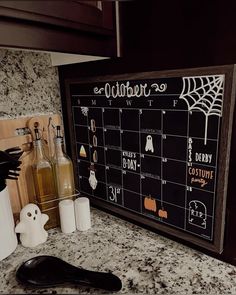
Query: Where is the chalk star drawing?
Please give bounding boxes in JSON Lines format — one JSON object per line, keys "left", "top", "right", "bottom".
{"left": 180, "top": 75, "right": 224, "bottom": 145}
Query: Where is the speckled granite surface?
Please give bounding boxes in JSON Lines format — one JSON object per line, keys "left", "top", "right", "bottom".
{"left": 0, "top": 48, "right": 61, "bottom": 119}
{"left": 1, "top": 208, "right": 236, "bottom": 294}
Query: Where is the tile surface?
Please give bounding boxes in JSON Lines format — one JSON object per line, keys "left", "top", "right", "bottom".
{"left": 1, "top": 208, "right": 236, "bottom": 294}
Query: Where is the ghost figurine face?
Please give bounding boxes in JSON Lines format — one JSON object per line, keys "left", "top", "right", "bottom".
{"left": 145, "top": 135, "right": 154, "bottom": 153}
{"left": 15, "top": 203, "right": 49, "bottom": 248}
{"left": 89, "top": 170, "right": 97, "bottom": 190}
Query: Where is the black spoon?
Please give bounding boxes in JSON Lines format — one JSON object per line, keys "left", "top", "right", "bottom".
{"left": 16, "top": 255, "right": 122, "bottom": 292}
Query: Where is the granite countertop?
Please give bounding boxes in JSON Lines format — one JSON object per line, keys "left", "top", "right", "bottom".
{"left": 1, "top": 208, "right": 236, "bottom": 294}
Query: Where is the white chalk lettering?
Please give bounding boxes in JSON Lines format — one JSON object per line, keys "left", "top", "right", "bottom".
{"left": 123, "top": 158, "right": 137, "bottom": 171}
{"left": 173, "top": 99, "right": 178, "bottom": 107}
{"left": 195, "top": 153, "right": 212, "bottom": 164}
{"left": 122, "top": 151, "right": 136, "bottom": 158}
{"left": 148, "top": 100, "right": 154, "bottom": 106}
{"left": 104, "top": 81, "right": 151, "bottom": 98}
{"left": 126, "top": 100, "right": 133, "bottom": 106}
{"left": 93, "top": 81, "right": 167, "bottom": 98}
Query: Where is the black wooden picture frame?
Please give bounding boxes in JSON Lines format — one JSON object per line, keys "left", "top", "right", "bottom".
{"left": 62, "top": 65, "right": 236, "bottom": 253}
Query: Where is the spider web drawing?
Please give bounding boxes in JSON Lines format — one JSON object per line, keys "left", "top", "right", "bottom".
{"left": 180, "top": 75, "right": 224, "bottom": 145}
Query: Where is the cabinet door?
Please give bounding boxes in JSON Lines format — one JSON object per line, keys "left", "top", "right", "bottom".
{"left": 0, "top": 1, "right": 114, "bottom": 33}
{"left": 0, "top": 1, "right": 116, "bottom": 55}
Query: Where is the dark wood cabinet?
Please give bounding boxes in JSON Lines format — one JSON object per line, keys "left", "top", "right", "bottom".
{"left": 0, "top": 1, "right": 117, "bottom": 56}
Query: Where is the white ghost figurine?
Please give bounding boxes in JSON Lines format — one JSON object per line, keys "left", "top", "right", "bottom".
{"left": 15, "top": 203, "right": 49, "bottom": 248}
{"left": 145, "top": 135, "right": 154, "bottom": 153}
{"left": 89, "top": 170, "right": 98, "bottom": 190}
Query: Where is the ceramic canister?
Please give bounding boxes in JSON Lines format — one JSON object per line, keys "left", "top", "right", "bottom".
{"left": 0, "top": 186, "right": 18, "bottom": 261}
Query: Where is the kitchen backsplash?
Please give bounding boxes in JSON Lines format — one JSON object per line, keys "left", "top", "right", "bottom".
{"left": 0, "top": 48, "right": 61, "bottom": 118}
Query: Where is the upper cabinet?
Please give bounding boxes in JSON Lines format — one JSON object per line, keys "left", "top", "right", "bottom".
{"left": 0, "top": 1, "right": 117, "bottom": 56}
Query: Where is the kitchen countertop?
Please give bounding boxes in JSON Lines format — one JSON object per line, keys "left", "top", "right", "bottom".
{"left": 1, "top": 208, "right": 236, "bottom": 294}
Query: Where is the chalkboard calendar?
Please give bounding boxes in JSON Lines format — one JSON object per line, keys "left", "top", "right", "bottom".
{"left": 64, "top": 66, "right": 236, "bottom": 253}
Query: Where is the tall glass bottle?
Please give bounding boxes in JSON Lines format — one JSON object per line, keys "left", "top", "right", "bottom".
{"left": 31, "top": 128, "right": 58, "bottom": 229}
{"left": 53, "top": 126, "right": 75, "bottom": 200}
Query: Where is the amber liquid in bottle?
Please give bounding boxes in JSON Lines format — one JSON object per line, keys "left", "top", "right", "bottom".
{"left": 32, "top": 128, "right": 58, "bottom": 229}
{"left": 53, "top": 126, "right": 75, "bottom": 200}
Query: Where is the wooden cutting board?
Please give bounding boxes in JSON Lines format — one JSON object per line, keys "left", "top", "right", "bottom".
{"left": 0, "top": 114, "right": 61, "bottom": 219}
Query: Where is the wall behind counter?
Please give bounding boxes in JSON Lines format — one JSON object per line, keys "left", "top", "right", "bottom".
{"left": 0, "top": 48, "right": 61, "bottom": 119}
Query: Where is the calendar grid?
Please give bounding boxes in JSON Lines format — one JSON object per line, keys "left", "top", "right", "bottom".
{"left": 71, "top": 74, "right": 224, "bottom": 242}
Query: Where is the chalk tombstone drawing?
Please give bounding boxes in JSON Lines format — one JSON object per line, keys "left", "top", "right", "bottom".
{"left": 188, "top": 200, "right": 207, "bottom": 229}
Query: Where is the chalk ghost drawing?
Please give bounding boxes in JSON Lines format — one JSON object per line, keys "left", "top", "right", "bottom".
{"left": 145, "top": 135, "right": 154, "bottom": 153}
{"left": 89, "top": 170, "right": 98, "bottom": 190}
{"left": 15, "top": 203, "right": 49, "bottom": 248}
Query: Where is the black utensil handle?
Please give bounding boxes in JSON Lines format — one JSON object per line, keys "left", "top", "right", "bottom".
{"left": 71, "top": 269, "right": 122, "bottom": 292}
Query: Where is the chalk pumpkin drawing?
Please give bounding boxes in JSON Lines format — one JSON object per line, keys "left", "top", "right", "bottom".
{"left": 158, "top": 209, "right": 168, "bottom": 219}
{"left": 144, "top": 197, "right": 157, "bottom": 212}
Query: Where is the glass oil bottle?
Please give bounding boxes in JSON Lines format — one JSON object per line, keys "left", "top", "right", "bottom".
{"left": 52, "top": 126, "right": 75, "bottom": 201}
{"left": 31, "top": 128, "right": 59, "bottom": 229}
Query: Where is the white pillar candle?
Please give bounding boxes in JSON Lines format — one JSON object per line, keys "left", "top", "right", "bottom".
{"left": 59, "top": 199, "right": 76, "bottom": 234}
{"left": 74, "top": 197, "right": 91, "bottom": 231}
